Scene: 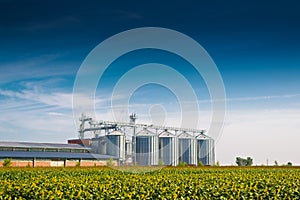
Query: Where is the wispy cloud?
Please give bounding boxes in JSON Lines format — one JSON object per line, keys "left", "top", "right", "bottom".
{"left": 198, "top": 93, "right": 300, "bottom": 104}
{"left": 0, "top": 89, "right": 73, "bottom": 108}
{"left": 0, "top": 53, "right": 76, "bottom": 84}
{"left": 18, "top": 14, "right": 81, "bottom": 32}
{"left": 226, "top": 94, "right": 300, "bottom": 102}
{"left": 47, "top": 112, "right": 66, "bottom": 117}
{"left": 0, "top": 86, "right": 77, "bottom": 142}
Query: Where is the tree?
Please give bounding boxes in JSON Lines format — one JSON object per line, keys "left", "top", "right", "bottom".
{"left": 287, "top": 162, "right": 292, "bottom": 166}
{"left": 274, "top": 160, "right": 278, "bottom": 166}
{"left": 236, "top": 157, "right": 246, "bottom": 166}
{"left": 236, "top": 157, "right": 253, "bottom": 166}
{"left": 246, "top": 157, "right": 253, "bottom": 166}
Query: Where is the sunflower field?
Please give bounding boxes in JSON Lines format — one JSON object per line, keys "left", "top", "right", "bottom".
{"left": 1, "top": 166, "right": 300, "bottom": 199}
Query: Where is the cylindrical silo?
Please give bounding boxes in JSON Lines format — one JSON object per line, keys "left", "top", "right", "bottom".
{"left": 106, "top": 130, "right": 125, "bottom": 162}
{"left": 158, "top": 130, "right": 178, "bottom": 166}
{"left": 135, "top": 128, "right": 158, "bottom": 166}
{"left": 196, "top": 134, "right": 215, "bottom": 166}
{"left": 92, "top": 136, "right": 107, "bottom": 154}
{"left": 178, "top": 131, "right": 197, "bottom": 165}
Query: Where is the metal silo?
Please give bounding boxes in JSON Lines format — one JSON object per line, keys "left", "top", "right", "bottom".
{"left": 178, "top": 131, "right": 197, "bottom": 165}
{"left": 135, "top": 128, "right": 158, "bottom": 166}
{"left": 158, "top": 130, "right": 178, "bottom": 166}
{"left": 106, "top": 129, "right": 125, "bottom": 162}
{"left": 196, "top": 134, "right": 215, "bottom": 166}
{"left": 92, "top": 136, "right": 107, "bottom": 154}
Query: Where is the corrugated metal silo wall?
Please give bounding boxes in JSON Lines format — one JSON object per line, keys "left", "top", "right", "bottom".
{"left": 136, "top": 135, "right": 158, "bottom": 166}
{"left": 106, "top": 135, "right": 125, "bottom": 161}
{"left": 158, "top": 137, "right": 178, "bottom": 166}
{"left": 197, "top": 139, "right": 215, "bottom": 165}
{"left": 178, "top": 138, "right": 197, "bottom": 165}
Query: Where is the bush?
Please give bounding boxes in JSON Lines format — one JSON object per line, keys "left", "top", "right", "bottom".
{"left": 177, "top": 161, "right": 184, "bottom": 167}
{"left": 106, "top": 158, "right": 114, "bottom": 167}
{"left": 3, "top": 158, "right": 12, "bottom": 167}
{"left": 158, "top": 160, "right": 165, "bottom": 166}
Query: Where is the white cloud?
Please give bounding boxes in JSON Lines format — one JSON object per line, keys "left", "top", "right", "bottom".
{"left": 47, "top": 112, "right": 66, "bottom": 116}
{"left": 0, "top": 87, "right": 77, "bottom": 142}
{"left": 0, "top": 106, "right": 77, "bottom": 143}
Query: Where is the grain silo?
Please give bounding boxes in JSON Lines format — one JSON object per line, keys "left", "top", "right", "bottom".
{"left": 196, "top": 134, "right": 215, "bottom": 166}
{"left": 92, "top": 136, "right": 107, "bottom": 154}
{"left": 78, "top": 114, "right": 215, "bottom": 166}
{"left": 178, "top": 131, "right": 197, "bottom": 165}
{"left": 158, "top": 130, "right": 178, "bottom": 166}
{"left": 135, "top": 128, "right": 158, "bottom": 166}
{"left": 106, "top": 130, "right": 125, "bottom": 162}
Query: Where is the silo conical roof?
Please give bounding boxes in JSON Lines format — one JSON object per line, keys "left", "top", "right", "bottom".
{"left": 178, "top": 131, "right": 194, "bottom": 139}
{"left": 159, "top": 130, "right": 176, "bottom": 138}
{"left": 136, "top": 128, "right": 155, "bottom": 136}
{"left": 108, "top": 130, "right": 124, "bottom": 136}
{"left": 196, "top": 133, "right": 211, "bottom": 140}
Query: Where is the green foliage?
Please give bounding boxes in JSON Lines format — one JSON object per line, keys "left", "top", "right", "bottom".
{"left": 287, "top": 162, "right": 292, "bottom": 166}
{"left": 158, "top": 159, "right": 165, "bottom": 166}
{"left": 177, "top": 161, "right": 188, "bottom": 167}
{"left": 247, "top": 157, "right": 253, "bottom": 166}
{"left": 75, "top": 161, "right": 80, "bottom": 167}
{"left": 236, "top": 157, "right": 253, "bottom": 166}
{"left": 177, "top": 161, "right": 184, "bottom": 166}
{"left": 0, "top": 167, "right": 300, "bottom": 199}
{"left": 106, "top": 158, "right": 114, "bottom": 167}
{"left": 215, "top": 161, "right": 220, "bottom": 166}
{"left": 2, "top": 158, "right": 12, "bottom": 167}
{"left": 198, "top": 161, "right": 204, "bottom": 166}
{"left": 274, "top": 160, "right": 278, "bottom": 166}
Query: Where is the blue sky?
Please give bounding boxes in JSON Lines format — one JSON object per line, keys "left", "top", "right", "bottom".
{"left": 0, "top": 0, "right": 300, "bottom": 165}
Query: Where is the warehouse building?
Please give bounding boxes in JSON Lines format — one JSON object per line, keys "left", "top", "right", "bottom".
{"left": 0, "top": 141, "right": 117, "bottom": 167}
